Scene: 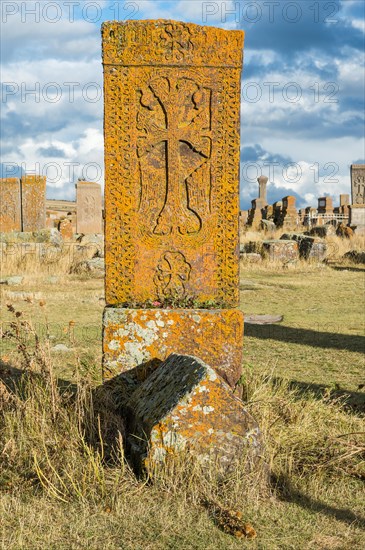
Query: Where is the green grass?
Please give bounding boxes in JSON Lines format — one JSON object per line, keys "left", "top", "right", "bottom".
{"left": 1, "top": 261, "right": 364, "bottom": 549}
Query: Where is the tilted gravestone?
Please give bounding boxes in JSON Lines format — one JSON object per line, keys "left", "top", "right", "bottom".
{"left": 21, "top": 175, "right": 46, "bottom": 231}
{"left": 102, "top": 20, "right": 244, "bottom": 390}
{"left": 76, "top": 181, "right": 103, "bottom": 234}
{"left": 0, "top": 178, "right": 21, "bottom": 232}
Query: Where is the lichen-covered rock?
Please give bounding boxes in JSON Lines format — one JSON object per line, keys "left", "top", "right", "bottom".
{"left": 70, "top": 257, "right": 105, "bottom": 277}
{"left": 102, "top": 308, "right": 243, "bottom": 391}
{"left": 126, "top": 354, "right": 262, "bottom": 475}
{"left": 262, "top": 240, "right": 299, "bottom": 262}
{"left": 299, "top": 237, "right": 327, "bottom": 261}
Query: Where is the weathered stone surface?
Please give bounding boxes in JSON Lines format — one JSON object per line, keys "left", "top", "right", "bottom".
{"left": 245, "top": 314, "right": 283, "bottom": 325}
{"left": 70, "top": 257, "right": 105, "bottom": 277}
{"left": 307, "top": 225, "right": 334, "bottom": 238}
{"left": 103, "top": 308, "right": 244, "bottom": 390}
{"left": 79, "top": 234, "right": 104, "bottom": 257}
{"left": 58, "top": 218, "right": 73, "bottom": 240}
{"left": 262, "top": 240, "right": 299, "bottom": 262}
{"left": 317, "top": 196, "right": 333, "bottom": 214}
{"left": 260, "top": 219, "right": 276, "bottom": 232}
{"left": 280, "top": 233, "right": 327, "bottom": 261}
{"left": 351, "top": 164, "right": 365, "bottom": 205}
{"left": 0, "top": 178, "right": 21, "bottom": 232}
{"left": 258, "top": 175, "right": 268, "bottom": 203}
{"left": 299, "top": 237, "right": 327, "bottom": 261}
{"left": 76, "top": 181, "right": 103, "bottom": 234}
{"left": 126, "top": 354, "right": 262, "bottom": 474}
{"left": 102, "top": 20, "right": 244, "bottom": 307}
{"left": 4, "top": 276, "right": 24, "bottom": 286}
{"left": 349, "top": 205, "right": 365, "bottom": 232}
{"left": 240, "top": 253, "right": 262, "bottom": 263}
{"left": 21, "top": 175, "right": 46, "bottom": 231}
{"left": 344, "top": 250, "right": 365, "bottom": 264}
{"left": 279, "top": 195, "right": 297, "bottom": 228}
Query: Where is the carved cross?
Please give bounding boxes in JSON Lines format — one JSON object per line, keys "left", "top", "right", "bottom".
{"left": 137, "top": 76, "right": 211, "bottom": 235}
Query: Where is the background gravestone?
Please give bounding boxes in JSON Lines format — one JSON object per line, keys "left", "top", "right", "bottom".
{"left": 349, "top": 164, "right": 365, "bottom": 232}
{"left": 0, "top": 178, "right": 21, "bottom": 232}
{"left": 351, "top": 164, "right": 365, "bottom": 205}
{"left": 102, "top": 20, "right": 244, "bottom": 389}
{"left": 21, "top": 175, "right": 46, "bottom": 231}
{"left": 76, "top": 181, "right": 103, "bottom": 234}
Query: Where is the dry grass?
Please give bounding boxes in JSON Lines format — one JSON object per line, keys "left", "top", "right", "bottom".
{"left": 0, "top": 240, "right": 98, "bottom": 276}
{"left": 1, "top": 297, "right": 365, "bottom": 549}
{"left": 0, "top": 231, "right": 364, "bottom": 548}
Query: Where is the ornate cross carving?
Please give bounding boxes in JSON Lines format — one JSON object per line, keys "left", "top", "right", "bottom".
{"left": 137, "top": 76, "right": 211, "bottom": 236}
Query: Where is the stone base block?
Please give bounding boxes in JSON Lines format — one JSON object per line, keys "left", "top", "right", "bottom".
{"left": 103, "top": 308, "right": 244, "bottom": 390}
{"left": 349, "top": 205, "right": 365, "bottom": 234}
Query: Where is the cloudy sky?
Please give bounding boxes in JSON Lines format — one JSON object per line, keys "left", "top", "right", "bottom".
{"left": 1, "top": 0, "right": 364, "bottom": 209}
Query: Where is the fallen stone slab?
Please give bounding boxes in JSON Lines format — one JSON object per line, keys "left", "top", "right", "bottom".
{"left": 244, "top": 314, "right": 283, "bottom": 325}
{"left": 51, "top": 344, "right": 73, "bottom": 353}
{"left": 126, "top": 354, "right": 262, "bottom": 475}
{"left": 262, "top": 240, "right": 299, "bottom": 262}
{"left": 343, "top": 250, "right": 365, "bottom": 264}
{"left": 299, "top": 237, "right": 327, "bottom": 261}
{"left": 240, "top": 253, "right": 262, "bottom": 263}
{"left": 4, "top": 276, "right": 24, "bottom": 286}
{"left": 70, "top": 257, "right": 105, "bottom": 277}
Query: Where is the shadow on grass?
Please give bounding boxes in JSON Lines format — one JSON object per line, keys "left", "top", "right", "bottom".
{"left": 244, "top": 323, "right": 365, "bottom": 353}
{"left": 0, "top": 359, "right": 78, "bottom": 395}
{"left": 330, "top": 265, "right": 365, "bottom": 273}
{"left": 272, "top": 377, "right": 365, "bottom": 417}
{"left": 272, "top": 472, "right": 365, "bottom": 529}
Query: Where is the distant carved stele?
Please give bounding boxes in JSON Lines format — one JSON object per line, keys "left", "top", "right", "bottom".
{"left": 351, "top": 164, "right": 365, "bottom": 205}
{"left": 102, "top": 20, "right": 244, "bottom": 306}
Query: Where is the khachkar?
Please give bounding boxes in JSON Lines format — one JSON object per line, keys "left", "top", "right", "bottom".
{"left": 102, "top": 20, "right": 245, "bottom": 390}
{"left": 76, "top": 180, "right": 103, "bottom": 234}
{"left": 21, "top": 174, "right": 46, "bottom": 231}
{"left": 0, "top": 178, "right": 21, "bottom": 232}
{"left": 350, "top": 164, "right": 365, "bottom": 232}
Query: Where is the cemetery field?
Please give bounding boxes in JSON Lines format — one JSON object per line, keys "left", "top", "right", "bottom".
{"left": 1, "top": 263, "right": 364, "bottom": 549}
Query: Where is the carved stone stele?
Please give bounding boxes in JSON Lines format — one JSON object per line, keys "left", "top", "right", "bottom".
{"left": 21, "top": 175, "right": 46, "bottom": 231}
{"left": 0, "top": 178, "right": 21, "bottom": 232}
{"left": 76, "top": 181, "right": 103, "bottom": 234}
{"left": 102, "top": 20, "right": 244, "bottom": 306}
{"left": 351, "top": 165, "right": 365, "bottom": 206}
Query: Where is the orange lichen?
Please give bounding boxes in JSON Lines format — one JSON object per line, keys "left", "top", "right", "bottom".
{"left": 0, "top": 178, "right": 21, "bottom": 232}
{"left": 102, "top": 20, "right": 244, "bottom": 307}
{"left": 103, "top": 308, "right": 244, "bottom": 390}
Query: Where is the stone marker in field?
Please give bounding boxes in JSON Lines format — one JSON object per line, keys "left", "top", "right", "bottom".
{"left": 0, "top": 178, "right": 21, "bottom": 232}
{"left": 58, "top": 218, "right": 73, "bottom": 240}
{"left": 351, "top": 164, "right": 365, "bottom": 205}
{"left": 263, "top": 239, "right": 299, "bottom": 262}
{"left": 21, "top": 175, "right": 46, "bottom": 231}
{"left": 76, "top": 180, "right": 103, "bottom": 234}
{"left": 317, "top": 196, "right": 333, "bottom": 215}
{"left": 102, "top": 20, "right": 244, "bottom": 389}
{"left": 349, "top": 164, "right": 365, "bottom": 233}
{"left": 280, "top": 196, "right": 297, "bottom": 228}
{"left": 258, "top": 175, "right": 268, "bottom": 204}
{"left": 126, "top": 354, "right": 262, "bottom": 474}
